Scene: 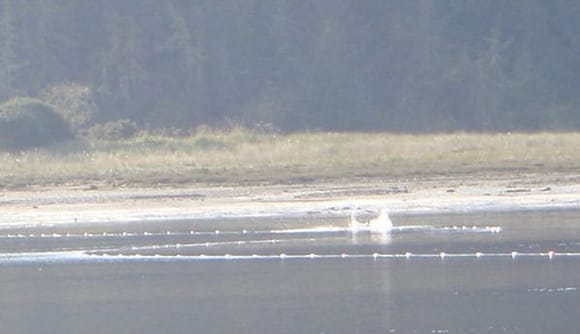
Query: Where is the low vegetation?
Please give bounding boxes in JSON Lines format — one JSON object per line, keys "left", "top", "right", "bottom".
{"left": 0, "top": 97, "right": 72, "bottom": 150}
{"left": 1, "top": 130, "right": 579, "bottom": 189}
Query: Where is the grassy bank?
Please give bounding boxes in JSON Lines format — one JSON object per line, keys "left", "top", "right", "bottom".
{"left": 1, "top": 131, "right": 579, "bottom": 189}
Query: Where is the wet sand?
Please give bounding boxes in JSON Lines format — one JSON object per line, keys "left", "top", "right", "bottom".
{"left": 1, "top": 173, "right": 579, "bottom": 228}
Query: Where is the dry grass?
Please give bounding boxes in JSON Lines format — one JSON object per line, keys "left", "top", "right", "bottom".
{"left": 1, "top": 131, "right": 580, "bottom": 188}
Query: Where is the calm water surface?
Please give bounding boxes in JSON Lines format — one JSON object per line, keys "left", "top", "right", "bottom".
{"left": 1, "top": 210, "right": 579, "bottom": 333}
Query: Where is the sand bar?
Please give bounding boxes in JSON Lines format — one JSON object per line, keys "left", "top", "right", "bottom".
{"left": 1, "top": 173, "right": 579, "bottom": 228}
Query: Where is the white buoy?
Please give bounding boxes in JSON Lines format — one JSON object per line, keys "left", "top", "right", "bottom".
{"left": 440, "top": 252, "right": 446, "bottom": 259}
{"left": 405, "top": 252, "right": 412, "bottom": 259}
{"left": 548, "top": 251, "right": 555, "bottom": 260}
{"left": 511, "top": 251, "right": 518, "bottom": 259}
{"left": 475, "top": 252, "right": 482, "bottom": 259}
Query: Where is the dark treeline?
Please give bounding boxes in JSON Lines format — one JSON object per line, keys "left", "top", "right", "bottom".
{"left": 1, "top": 0, "right": 579, "bottom": 133}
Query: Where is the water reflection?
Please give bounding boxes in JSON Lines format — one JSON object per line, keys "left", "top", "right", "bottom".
{"left": 0, "top": 210, "right": 579, "bottom": 333}
{"left": 351, "top": 229, "right": 393, "bottom": 245}
{"left": 0, "top": 213, "right": 507, "bottom": 261}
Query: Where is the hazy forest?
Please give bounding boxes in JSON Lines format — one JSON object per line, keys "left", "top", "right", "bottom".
{"left": 1, "top": 0, "right": 580, "bottom": 141}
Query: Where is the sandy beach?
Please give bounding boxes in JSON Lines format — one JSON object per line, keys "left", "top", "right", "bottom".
{"left": 1, "top": 172, "right": 579, "bottom": 229}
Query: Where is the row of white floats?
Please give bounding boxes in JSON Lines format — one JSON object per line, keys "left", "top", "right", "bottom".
{"left": 0, "top": 231, "right": 232, "bottom": 238}
{"left": 85, "top": 251, "right": 580, "bottom": 260}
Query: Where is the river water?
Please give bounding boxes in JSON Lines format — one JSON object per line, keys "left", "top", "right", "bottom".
{"left": 0, "top": 210, "right": 579, "bottom": 333}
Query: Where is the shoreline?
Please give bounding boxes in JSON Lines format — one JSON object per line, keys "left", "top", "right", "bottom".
{"left": 1, "top": 173, "right": 579, "bottom": 229}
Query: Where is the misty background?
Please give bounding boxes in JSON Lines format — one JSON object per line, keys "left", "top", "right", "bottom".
{"left": 1, "top": 0, "right": 579, "bottom": 135}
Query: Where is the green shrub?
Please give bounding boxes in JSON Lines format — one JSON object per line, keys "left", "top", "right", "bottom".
{"left": 86, "top": 119, "right": 138, "bottom": 140}
{"left": 0, "top": 97, "right": 72, "bottom": 150}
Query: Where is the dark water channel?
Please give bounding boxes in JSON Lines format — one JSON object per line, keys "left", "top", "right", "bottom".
{"left": 0, "top": 210, "right": 579, "bottom": 333}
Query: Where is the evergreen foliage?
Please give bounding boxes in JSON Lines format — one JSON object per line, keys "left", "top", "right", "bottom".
{"left": 40, "top": 82, "right": 98, "bottom": 136}
{"left": 0, "top": 1, "right": 578, "bottom": 133}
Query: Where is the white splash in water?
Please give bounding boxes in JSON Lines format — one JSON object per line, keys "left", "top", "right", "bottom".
{"left": 369, "top": 209, "right": 393, "bottom": 233}
{"left": 349, "top": 208, "right": 393, "bottom": 233}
